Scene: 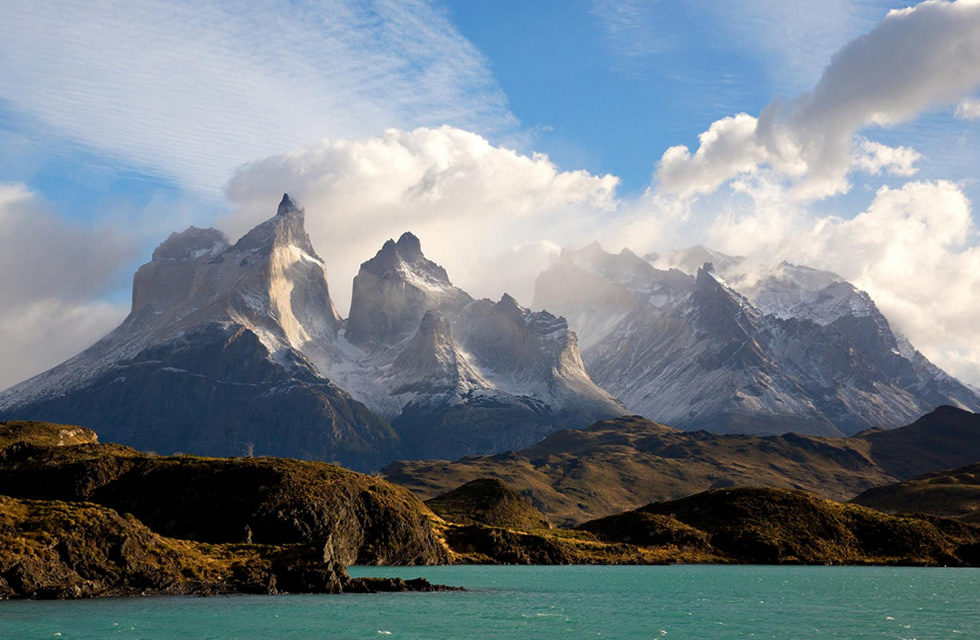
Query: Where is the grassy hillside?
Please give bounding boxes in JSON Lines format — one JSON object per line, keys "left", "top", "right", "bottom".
{"left": 425, "top": 479, "right": 553, "bottom": 531}
{"left": 386, "top": 408, "right": 980, "bottom": 526}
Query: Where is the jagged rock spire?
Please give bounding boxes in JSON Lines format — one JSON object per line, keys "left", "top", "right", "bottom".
{"left": 278, "top": 193, "right": 301, "bottom": 216}
{"left": 347, "top": 232, "right": 470, "bottom": 347}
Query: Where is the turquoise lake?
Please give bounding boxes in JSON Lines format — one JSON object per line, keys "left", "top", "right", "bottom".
{"left": 1, "top": 565, "right": 978, "bottom": 639}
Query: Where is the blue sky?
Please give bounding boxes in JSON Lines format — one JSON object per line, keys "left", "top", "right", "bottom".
{"left": 1, "top": 0, "right": 980, "bottom": 388}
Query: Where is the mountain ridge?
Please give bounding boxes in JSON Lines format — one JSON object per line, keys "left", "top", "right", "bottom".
{"left": 534, "top": 243, "right": 980, "bottom": 437}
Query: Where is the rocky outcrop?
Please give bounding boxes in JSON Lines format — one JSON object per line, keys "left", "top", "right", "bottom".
{"left": 332, "top": 235, "right": 627, "bottom": 461}
{"left": 346, "top": 232, "right": 471, "bottom": 348}
{"left": 0, "top": 421, "right": 98, "bottom": 449}
{"left": 0, "top": 495, "right": 455, "bottom": 599}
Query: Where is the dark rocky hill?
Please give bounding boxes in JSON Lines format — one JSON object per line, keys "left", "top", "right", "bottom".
{"left": 0, "top": 421, "right": 446, "bottom": 566}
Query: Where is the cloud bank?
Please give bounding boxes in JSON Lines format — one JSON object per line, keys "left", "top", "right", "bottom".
{"left": 0, "top": 185, "right": 131, "bottom": 389}
{"left": 655, "top": 0, "right": 980, "bottom": 201}
{"left": 223, "top": 126, "right": 619, "bottom": 310}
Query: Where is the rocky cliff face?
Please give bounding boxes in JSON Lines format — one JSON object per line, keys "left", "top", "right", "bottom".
{"left": 346, "top": 232, "right": 471, "bottom": 348}
{"left": 534, "top": 244, "right": 980, "bottom": 436}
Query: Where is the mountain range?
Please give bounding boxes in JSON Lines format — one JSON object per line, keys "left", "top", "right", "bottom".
{"left": 0, "top": 194, "right": 978, "bottom": 470}
{"left": 0, "top": 195, "right": 622, "bottom": 469}
{"left": 534, "top": 243, "right": 980, "bottom": 437}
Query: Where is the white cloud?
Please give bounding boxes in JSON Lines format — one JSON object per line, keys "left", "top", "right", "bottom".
{"left": 0, "top": 0, "right": 515, "bottom": 195}
{"left": 0, "top": 184, "right": 133, "bottom": 389}
{"left": 853, "top": 137, "right": 921, "bottom": 176}
{"left": 222, "top": 126, "right": 620, "bottom": 311}
{"left": 654, "top": 0, "right": 980, "bottom": 201}
{"left": 0, "top": 299, "right": 127, "bottom": 391}
{"left": 655, "top": 113, "right": 773, "bottom": 199}
{"left": 956, "top": 98, "right": 980, "bottom": 119}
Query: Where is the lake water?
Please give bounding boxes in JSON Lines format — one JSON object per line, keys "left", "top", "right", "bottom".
{"left": 1, "top": 565, "right": 978, "bottom": 639}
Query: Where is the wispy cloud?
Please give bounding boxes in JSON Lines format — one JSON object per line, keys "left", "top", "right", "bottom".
{"left": 0, "top": 0, "right": 517, "bottom": 196}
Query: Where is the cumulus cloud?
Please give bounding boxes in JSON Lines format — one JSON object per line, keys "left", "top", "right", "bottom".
{"left": 0, "top": 185, "right": 132, "bottom": 389}
{"left": 0, "top": 0, "right": 515, "bottom": 195}
{"left": 222, "top": 126, "right": 620, "bottom": 311}
{"left": 655, "top": 0, "right": 980, "bottom": 201}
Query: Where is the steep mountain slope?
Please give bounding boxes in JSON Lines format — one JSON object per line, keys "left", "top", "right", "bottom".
{"left": 534, "top": 244, "right": 980, "bottom": 436}
{"left": 328, "top": 234, "right": 627, "bottom": 460}
{"left": 0, "top": 196, "right": 401, "bottom": 471}
{"left": 384, "top": 407, "right": 980, "bottom": 526}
